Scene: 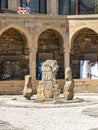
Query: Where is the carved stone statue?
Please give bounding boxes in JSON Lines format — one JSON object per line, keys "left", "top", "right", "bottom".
{"left": 63, "top": 67, "right": 74, "bottom": 100}
{"left": 23, "top": 75, "right": 33, "bottom": 100}
{"left": 37, "top": 60, "right": 60, "bottom": 100}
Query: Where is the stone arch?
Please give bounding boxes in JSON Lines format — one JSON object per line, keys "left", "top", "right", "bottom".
{"left": 0, "top": 24, "right": 32, "bottom": 49}
{"left": 70, "top": 27, "right": 98, "bottom": 79}
{"left": 36, "top": 28, "right": 64, "bottom": 79}
{"left": 36, "top": 27, "right": 64, "bottom": 49}
{"left": 0, "top": 26, "right": 30, "bottom": 80}
{"left": 70, "top": 27, "right": 98, "bottom": 50}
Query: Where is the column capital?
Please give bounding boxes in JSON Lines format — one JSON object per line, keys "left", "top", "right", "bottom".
{"left": 63, "top": 49, "right": 71, "bottom": 53}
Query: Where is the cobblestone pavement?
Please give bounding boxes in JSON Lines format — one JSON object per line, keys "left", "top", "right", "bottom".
{"left": 0, "top": 93, "right": 98, "bottom": 130}
{"left": 0, "top": 120, "right": 24, "bottom": 130}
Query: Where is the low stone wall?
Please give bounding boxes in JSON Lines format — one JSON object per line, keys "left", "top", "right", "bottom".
{"left": 56, "top": 79, "right": 98, "bottom": 93}
{"left": 0, "top": 79, "right": 98, "bottom": 94}
{"left": 0, "top": 80, "right": 24, "bottom": 95}
{"left": 74, "top": 79, "right": 98, "bottom": 93}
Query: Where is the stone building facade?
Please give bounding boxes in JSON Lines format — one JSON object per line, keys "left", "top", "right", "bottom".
{"left": 0, "top": 0, "right": 98, "bottom": 94}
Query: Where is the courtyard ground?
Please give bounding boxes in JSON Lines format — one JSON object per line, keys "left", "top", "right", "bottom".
{"left": 0, "top": 93, "right": 98, "bottom": 130}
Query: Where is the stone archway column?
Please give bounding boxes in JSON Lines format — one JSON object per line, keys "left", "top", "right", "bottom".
{"left": 75, "top": 0, "right": 79, "bottom": 15}
{"left": 64, "top": 49, "right": 70, "bottom": 78}
{"left": 47, "top": 0, "right": 58, "bottom": 15}
{"left": 29, "top": 49, "right": 37, "bottom": 80}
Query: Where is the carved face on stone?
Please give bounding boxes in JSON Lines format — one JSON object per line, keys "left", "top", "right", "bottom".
{"left": 65, "top": 67, "right": 72, "bottom": 80}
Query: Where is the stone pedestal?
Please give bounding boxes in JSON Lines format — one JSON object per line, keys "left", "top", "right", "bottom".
{"left": 53, "top": 84, "right": 60, "bottom": 101}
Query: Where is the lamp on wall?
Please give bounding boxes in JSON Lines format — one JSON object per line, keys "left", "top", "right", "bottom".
{"left": 26, "top": 0, "right": 31, "bottom": 7}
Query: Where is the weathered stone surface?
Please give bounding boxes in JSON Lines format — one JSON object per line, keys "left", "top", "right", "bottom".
{"left": 53, "top": 84, "right": 60, "bottom": 101}
{"left": 63, "top": 67, "right": 74, "bottom": 100}
{"left": 38, "top": 29, "right": 64, "bottom": 79}
{"left": 70, "top": 28, "right": 98, "bottom": 79}
{"left": 43, "top": 81, "right": 53, "bottom": 99}
{"left": 37, "top": 60, "right": 60, "bottom": 100}
{"left": 37, "top": 81, "right": 45, "bottom": 100}
{"left": 64, "top": 91, "right": 74, "bottom": 100}
{"left": 23, "top": 75, "right": 33, "bottom": 100}
{"left": 0, "top": 28, "right": 29, "bottom": 80}
{"left": 1, "top": 4, "right": 98, "bottom": 94}
{"left": 0, "top": 120, "right": 24, "bottom": 130}
{"left": 42, "top": 60, "right": 58, "bottom": 80}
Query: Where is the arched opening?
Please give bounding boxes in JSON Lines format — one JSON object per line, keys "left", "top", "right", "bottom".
{"left": 36, "top": 29, "right": 64, "bottom": 80}
{"left": 70, "top": 28, "right": 98, "bottom": 79}
{"left": 0, "top": 28, "right": 29, "bottom": 80}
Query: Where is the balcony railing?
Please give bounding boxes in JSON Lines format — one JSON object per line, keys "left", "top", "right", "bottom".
{"left": 0, "top": 0, "right": 98, "bottom": 15}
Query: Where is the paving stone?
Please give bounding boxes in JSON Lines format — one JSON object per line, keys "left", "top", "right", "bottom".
{"left": 0, "top": 120, "right": 24, "bottom": 130}
{"left": 82, "top": 108, "right": 98, "bottom": 118}
{"left": 0, "top": 94, "right": 98, "bottom": 130}
{"left": 90, "top": 128, "right": 98, "bottom": 130}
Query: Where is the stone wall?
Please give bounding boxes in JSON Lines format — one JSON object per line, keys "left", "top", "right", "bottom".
{"left": 74, "top": 79, "right": 98, "bottom": 93}
{"left": 0, "top": 28, "right": 29, "bottom": 80}
{"left": 0, "top": 80, "right": 24, "bottom": 94}
{"left": 37, "top": 29, "right": 64, "bottom": 79}
{"left": 0, "top": 79, "right": 98, "bottom": 94}
{"left": 0, "top": 14, "right": 67, "bottom": 81}
{"left": 70, "top": 28, "right": 98, "bottom": 78}
{"left": 0, "top": 14, "right": 98, "bottom": 93}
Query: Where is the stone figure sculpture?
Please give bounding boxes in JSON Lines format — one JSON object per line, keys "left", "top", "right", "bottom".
{"left": 23, "top": 75, "right": 33, "bottom": 100}
{"left": 37, "top": 60, "right": 60, "bottom": 100}
{"left": 63, "top": 67, "right": 74, "bottom": 100}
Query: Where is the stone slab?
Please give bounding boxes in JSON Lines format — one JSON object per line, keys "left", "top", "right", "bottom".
{"left": 82, "top": 108, "right": 98, "bottom": 118}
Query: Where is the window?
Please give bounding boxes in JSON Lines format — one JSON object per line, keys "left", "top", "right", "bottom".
{"left": 79, "top": 0, "right": 95, "bottom": 14}
{"left": 59, "top": 0, "right": 75, "bottom": 15}
{"left": 21, "top": 0, "right": 27, "bottom": 7}
{"left": 59, "top": 0, "right": 69, "bottom": 15}
{"left": 0, "top": 0, "right": 8, "bottom": 9}
{"left": 30, "top": 0, "right": 39, "bottom": 13}
{"left": 21, "top": 0, "right": 47, "bottom": 14}
{"left": 40, "top": 0, "right": 46, "bottom": 13}
{"left": 70, "top": 0, "right": 75, "bottom": 15}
